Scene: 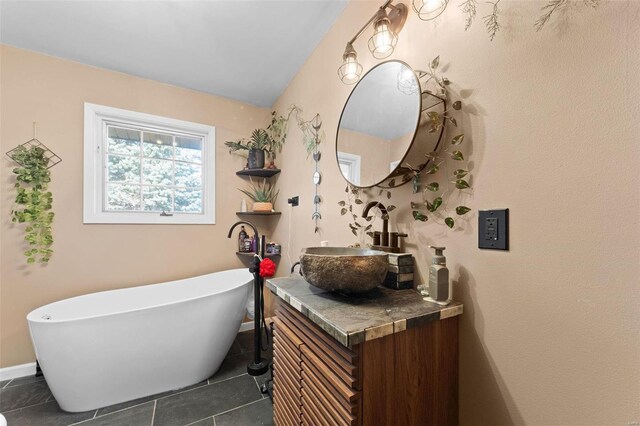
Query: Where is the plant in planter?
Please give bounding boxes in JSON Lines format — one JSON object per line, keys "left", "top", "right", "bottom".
{"left": 225, "top": 106, "right": 300, "bottom": 170}
{"left": 225, "top": 128, "right": 271, "bottom": 169}
{"left": 10, "top": 145, "right": 55, "bottom": 263}
{"left": 239, "top": 178, "right": 279, "bottom": 212}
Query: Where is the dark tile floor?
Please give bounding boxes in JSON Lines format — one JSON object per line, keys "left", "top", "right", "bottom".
{"left": 0, "top": 331, "right": 273, "bottom": 426}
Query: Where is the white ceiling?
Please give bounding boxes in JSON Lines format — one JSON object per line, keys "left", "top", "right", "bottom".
{"left": 0, "top": 0, "right": 347, "bottom": 107}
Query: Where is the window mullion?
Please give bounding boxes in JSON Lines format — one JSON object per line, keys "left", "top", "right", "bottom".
{"left": 139, "top": 132, "right": 144, "bottom": 212}
{"left": 172, "top": 135, "right": 176, "bottom": 213}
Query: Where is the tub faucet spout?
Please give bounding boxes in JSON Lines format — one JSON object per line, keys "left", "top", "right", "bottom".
{"left": 227, "top": 221, "right": 260, "bottom": 253}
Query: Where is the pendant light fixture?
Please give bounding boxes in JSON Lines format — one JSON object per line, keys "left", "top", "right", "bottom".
{"left": 368, "top": 9, "right": 398, "bottom": 59}
{"left": 337, "top": 0, "right": 408, "bottom": 85}
{"left": 412, "top": 0, "right": 448, "bottom": 21}
{"left": 338, "top": 42, "right": 364, "bottom": 84}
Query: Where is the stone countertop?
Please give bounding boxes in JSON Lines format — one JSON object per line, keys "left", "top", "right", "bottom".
{"left": 266, "top": 275, "right": 463, "bottom": 348}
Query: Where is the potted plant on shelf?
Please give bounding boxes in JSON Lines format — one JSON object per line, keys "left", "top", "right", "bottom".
{"left": 224, "top": 106, "right": 300, "bottom": 170}
{"left": 224, "top": 129, "right": 270, "bottom": 169}
{"left": 239, "top": 178, "right": 279, "bottom": 212}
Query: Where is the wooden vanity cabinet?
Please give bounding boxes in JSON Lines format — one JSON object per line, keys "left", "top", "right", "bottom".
{"left": 273, "top": 301, "right": 459, "bottom": 426}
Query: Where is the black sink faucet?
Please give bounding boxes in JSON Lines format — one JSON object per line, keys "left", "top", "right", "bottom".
{"left": 362, "top": 202, "right": 389, "bottom": 246}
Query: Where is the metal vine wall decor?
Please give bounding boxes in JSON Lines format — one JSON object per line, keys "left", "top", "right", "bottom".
{"left": 310, "top": 115, "right": 323, "bottom": 234}
{"left": 293, "top": 111, "right": 324, "bottom": 233}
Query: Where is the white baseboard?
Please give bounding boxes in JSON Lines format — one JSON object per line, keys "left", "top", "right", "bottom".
{"left": 0, "top": 362, "right": 36, "bottom": 381}
{"left": 239, "top": 316, "right": 273, "bottom": 333}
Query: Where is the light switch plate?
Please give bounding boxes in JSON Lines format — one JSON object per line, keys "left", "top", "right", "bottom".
{"left": 478, "top": 209, "right": 509, "bottom": 250}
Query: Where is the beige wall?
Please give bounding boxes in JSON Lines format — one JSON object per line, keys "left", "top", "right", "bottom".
{"left": 0, "top": 45, "right": 273, "bottom": 367}
{"left": 272, "top": 1, "right": 639, "bottom": 425}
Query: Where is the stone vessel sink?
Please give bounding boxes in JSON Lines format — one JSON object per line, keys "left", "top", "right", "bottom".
{"left": 299, "top": 247, "right": 388, "bottom": 293}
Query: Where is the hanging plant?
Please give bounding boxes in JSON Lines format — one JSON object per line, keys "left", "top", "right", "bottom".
{"left": 10, "top": 145, "right": 54, "bottom": 263}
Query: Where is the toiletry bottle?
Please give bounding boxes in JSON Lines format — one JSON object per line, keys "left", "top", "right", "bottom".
{"left": 244, "top": 234, "right": 253, "bottom": 253}
{"left": 240, "top": 199, "right": 247, "bottom": 213}
{"left": 238, "top": 226, "right": 248, "bottom": 252}
{"left": 428, "top": 246, "right": 449, "bottom": 302}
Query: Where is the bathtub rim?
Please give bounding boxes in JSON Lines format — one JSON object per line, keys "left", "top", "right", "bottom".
{"left": 27, "top": 268, "right": 253, "bottom": 325}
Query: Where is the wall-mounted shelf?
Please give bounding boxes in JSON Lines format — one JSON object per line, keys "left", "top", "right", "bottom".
{"left": 236, "top": 252, "right": 281, "bottom": 259}
{"left": 236, "top": 168, "right": 281, "bottom": 178}
{"left": 236, "top": 211, "right": 281, "bottom": 216}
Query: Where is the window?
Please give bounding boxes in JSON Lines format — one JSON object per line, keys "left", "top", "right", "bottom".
{"left": 337, "top": 151, "right": 361, "bottom": 185}
{"left": 84, "top": 103, "right": 215, "bottom": 224}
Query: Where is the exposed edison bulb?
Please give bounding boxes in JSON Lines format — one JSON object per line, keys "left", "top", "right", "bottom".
{"left": 413, "top": 0, "right": 448, "bottom": 21}
{"left": 337, "top": 43, "right": 363, "bottom": 85}
{"left": 368, "top": 14, "right": 398, "bottom": 59}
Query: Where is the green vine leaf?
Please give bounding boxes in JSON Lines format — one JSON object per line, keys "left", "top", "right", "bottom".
{"left": 453, "top": 100, "right": 462, "bottom": 110}
{"left": 456, "top": 206, "right": 472, "bottom": 215}
{"left": 425, "top": 182, "right": 440, "bottom": 192}
{"left": 433, "top": 197, "right": 443, "bottom": 211}
{"left": 427, "top": 197, "right": 443, "bottom": 212}
{"left": 387, "top": 205, "right": 396, "bottom": 212}
{"left": 425, "top": 165, "right": 439, "bottom": 175}
{"left": 455, "top": 179, "right": 470, "bottom": 189}
{"left": 338, "top": 201, "right": 346, "bottom": 206}
{"left": 386, "top": 191, "right": 391, "bottom": 199}
{"left": 451, "top": 134, "right": 465, "bottom": 145}
{"left": 365, "top": 216, "right": 373, "bottom": 222}
{"left": 451, "top": 151, "right": 464, "bottom": 161}
{"left": 340, "top": 208, "right": 347, "bottom": 215}
{"left": 413, "top": 211, "right": 428, "bottom": 222}
{"left": 354, "top": 199, "right": 363, "bottom": 205}
{"left": 445, "top": 217, "right": 455, "bottom": 228}
{"left": 388, "top": 179, "right": 396, "bottom": 187}
{"left": 431, "top": 55, "right": 440, "bottom": 69}
{"left": 454, "top": 169, "right": 468, "bottom": 178}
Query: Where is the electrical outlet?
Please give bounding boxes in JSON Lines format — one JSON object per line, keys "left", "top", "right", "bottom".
{"left": 478, "top": 209, "right": 508, "bottom": 250}
{"left": 287, "top": 196, "right": 299, "bottom": 207}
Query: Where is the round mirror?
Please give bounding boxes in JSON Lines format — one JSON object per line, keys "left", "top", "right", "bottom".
{"left": 336, "top": 60, "right": 445, "bottom": 188}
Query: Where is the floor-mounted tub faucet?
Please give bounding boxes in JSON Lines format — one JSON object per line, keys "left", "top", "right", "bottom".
{"left": 227, "top": 221, "right": 269, "bottom": 377}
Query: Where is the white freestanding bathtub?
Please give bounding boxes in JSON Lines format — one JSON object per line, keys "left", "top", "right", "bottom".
{"left": 27, "top": 268, "right": 253, "bottom": 412}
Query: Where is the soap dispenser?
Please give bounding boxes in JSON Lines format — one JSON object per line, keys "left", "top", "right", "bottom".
{"left": 427, "top": 246, "right": 451, "bottom": 305}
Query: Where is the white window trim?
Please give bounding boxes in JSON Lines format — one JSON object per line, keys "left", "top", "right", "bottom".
{"left": 83, "top": 103, "right": 215, "bottom": 224}
{"left": 337, "top": 151, "right": 361, "bottom": 186}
